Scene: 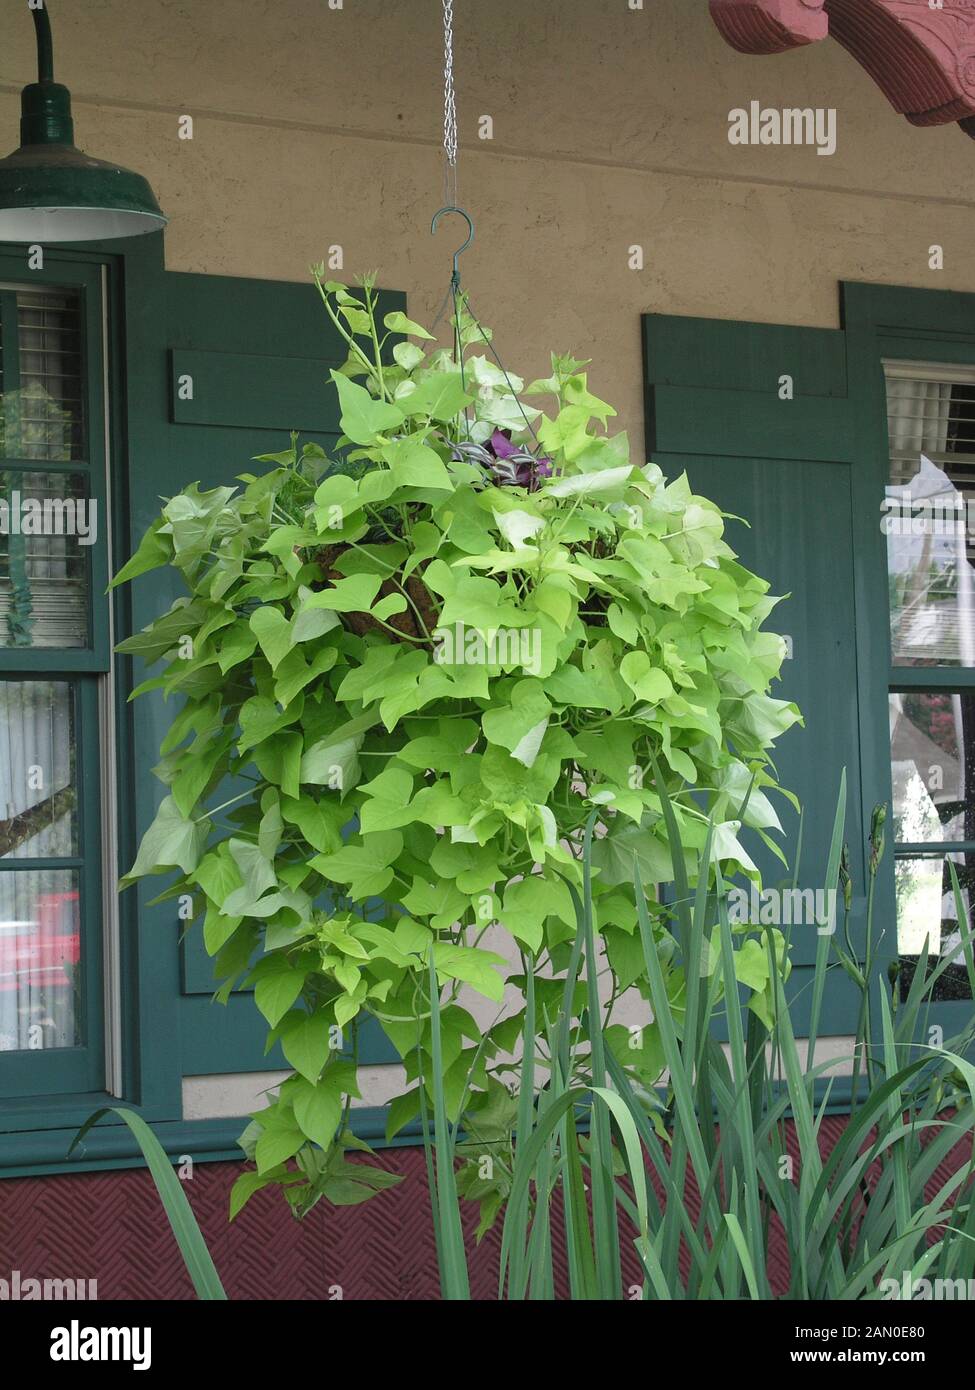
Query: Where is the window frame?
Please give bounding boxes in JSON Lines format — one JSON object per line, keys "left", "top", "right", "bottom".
{"left": 0, "top": 253, "right": 114, "bottom": 1119}
{"left": 880, "top": 337, "right": 975, "bottom": 977}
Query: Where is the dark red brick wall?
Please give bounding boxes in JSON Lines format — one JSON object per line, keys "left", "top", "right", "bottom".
{"left": 0, "top": 1114, "right": 970, "bottom": 1299}
{"left": 0, "top": 1146, "right": 506, "bottom": 1300}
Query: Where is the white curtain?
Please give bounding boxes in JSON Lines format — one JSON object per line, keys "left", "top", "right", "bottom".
{"left": 0, "top": 682, "right": 76, "bottom": 1051}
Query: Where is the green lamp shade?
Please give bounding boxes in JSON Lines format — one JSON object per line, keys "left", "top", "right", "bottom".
{"left": 0, "top": 142, "right": 167, "bottom": 242}
{"left": 0, "top": 77, "right": 167, "bottom": 243}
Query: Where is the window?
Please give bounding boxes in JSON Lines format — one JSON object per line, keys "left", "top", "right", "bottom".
{"left": 0, "top": 285, "right": 90, "bottom": 648}
{"left": 885, "top": 360, "right": 975, "bottom": 986}
{"left": 885, "top": 362, "right": 975, "bottom": 667}
{"left": 0, "top": 261, "right": 113, "bottom": 1104}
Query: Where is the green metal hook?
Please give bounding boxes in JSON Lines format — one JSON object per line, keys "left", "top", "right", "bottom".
{"left": 431, "top": 205, "right": 474, "bottom": 291}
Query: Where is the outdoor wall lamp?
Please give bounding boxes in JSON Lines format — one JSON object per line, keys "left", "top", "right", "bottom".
{"left": 0, "top": 2, "right": 166, "bottom": 241}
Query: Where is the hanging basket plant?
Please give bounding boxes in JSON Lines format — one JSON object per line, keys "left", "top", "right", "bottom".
{"left": 114, "top": 271, "right": 801, "bottom": 1224}
{"left": 306, "top": 540, "right": 441, "bottom": 644}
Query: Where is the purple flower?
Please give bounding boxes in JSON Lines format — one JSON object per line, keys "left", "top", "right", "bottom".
{"left": 449, "top": 429, "right": 553, "bottom": 492}
{"left": 489, "top": 429, "right": 519, "bottom": 460}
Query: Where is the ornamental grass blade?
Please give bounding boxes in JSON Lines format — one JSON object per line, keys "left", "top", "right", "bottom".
{"left": 502, "top": 966, "right": 537, "bottom": 1300}
{"left": 560, "top": 1090, "right": 599, "bottom": 1301}
{"left": 948, "top": 858, "right": 975, "bottom": 1003}
{"left": 724, "top": 1212, "right": 761, "bottom": 1301}
{"left": 715, "top": 865, "right": 769, "bottom": 1296}
{"left": 579, "top": 812, "right": 621, "bottom": 1299}
{"left": 426, "top": 950, "right": 470, "bottom": 1301}
{"left": 805, "top": 769, "right": 846, "bottom": 1073}
{"left": 591, "top": 1086, "right": 653, "bottom": 1276}
{"left": 879, "top": 984, "right": 913, "bottom": 1252}
{"left": 71, "top": 1107, "right": 226, "bottom": 1301}
{"left": 502, "top": 1085, "right": 592, "bottom": 1282}
{"left": 632, "top": 808, "right": 720, "bottom": 1239}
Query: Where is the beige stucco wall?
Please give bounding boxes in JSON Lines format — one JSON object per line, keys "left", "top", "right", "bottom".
{"left": 3, "top": 0, "right": 975, "bottom": 453}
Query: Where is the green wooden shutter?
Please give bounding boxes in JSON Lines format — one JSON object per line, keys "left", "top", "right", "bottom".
{"left": 125, "top": 270, "right": 405, "bottom": 1077}
{"left": 644, "top": 313, "right": 865, "bottom": 1033}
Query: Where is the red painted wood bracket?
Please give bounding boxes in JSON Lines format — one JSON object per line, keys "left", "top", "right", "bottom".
{"left": 710, "top": 0, "right": 975, "bottom": 137}
{"left": 710, "top": 0, "right": 828, "bottom": 55}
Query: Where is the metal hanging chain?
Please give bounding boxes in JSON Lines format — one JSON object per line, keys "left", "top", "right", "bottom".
{"left": 436, "top": 0, "right": 547, "bottom": 450}
{"left": 442, "top": 0, "right": 459, "bottom": 207}
{"left": 464, "top": 292, "right": 542, "bottom": 445}
{"left": 432, "top": 0, "right": 467, "bottom": 373}
{"left": 432, "top": 0, "right": 465, "bottom": 325}
{"left": 431, "top": 3, "right": 536, "bottom": 444}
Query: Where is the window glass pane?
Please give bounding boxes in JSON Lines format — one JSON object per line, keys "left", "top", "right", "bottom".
{"left": 0, "top": 287, "right": 85, "bottom": 462}
{"left": 0, "top": 470, "right": 90, "bottom": 648}
{"left": 885, "top": 371, "right": 975, "bottom": 666}
{"left": 895, "top": 851, "right": 975, "bottom": 959}
{"left": 890, "top": 691, "right": 975, "bottom": 843}
{"left": 0, "top": 868, "right": 80, "bottom": 1051}
{"left": 0, "top": 682, "right": 78, "bottom": 859}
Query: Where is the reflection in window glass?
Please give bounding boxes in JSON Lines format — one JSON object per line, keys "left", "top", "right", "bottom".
{"left": 896, "top": 852, "right": 975, "bottom": 964}
{"left": 0, "top": 682, "right": 77, "bottom": 859}
{"left": 0, "top": 868, "right": 80, "bottom": 1051}
{"left": 890, "top": 691, "right": 975, "bottom": 843}
{"left": 885, "top": 373, "right": 975, "bottom": 667}
{"left": 0, "top": 470, "right": 90, "bottom": 648}
{"left": 0, "top": 288, "right": 85, "bottom": 462}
